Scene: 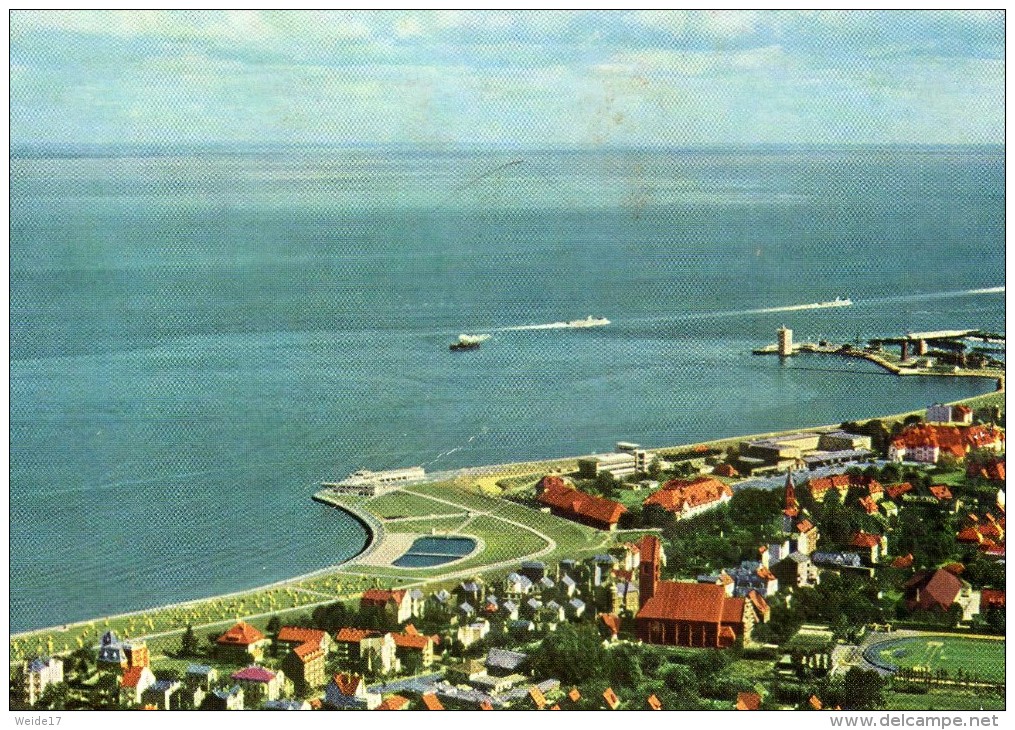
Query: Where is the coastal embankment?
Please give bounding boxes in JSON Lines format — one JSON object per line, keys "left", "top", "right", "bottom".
{"left": 9, "top": 390, "right": 1003, "bottom": 658}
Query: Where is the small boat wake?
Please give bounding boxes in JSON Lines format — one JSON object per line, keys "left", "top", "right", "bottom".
{"left": 495, "top": 316, "right": 610, "bottom": 332}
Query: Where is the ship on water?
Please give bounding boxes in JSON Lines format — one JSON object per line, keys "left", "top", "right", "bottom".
{"left": 450, "top": 334, "right": 488, "bottom": 351}
{"left": 814, "top": 296, "right": 852, "bottom": 308}
{"left": 562, "top": 315, "right": 610, "bottom": 328}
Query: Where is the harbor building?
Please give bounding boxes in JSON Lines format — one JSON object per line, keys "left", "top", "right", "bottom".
{"left": 777, "top": 326, "right": 793, "bottom": 356}
{"left": 322, "top": 466, "right": 426, "bottom": 497}
{"left": 577, "top": 443, "right": 650, "bottom": 479}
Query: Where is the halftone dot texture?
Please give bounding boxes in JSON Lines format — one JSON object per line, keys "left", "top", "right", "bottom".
{"left": 9, "top": 10, "right": 1005, "bottom": 694}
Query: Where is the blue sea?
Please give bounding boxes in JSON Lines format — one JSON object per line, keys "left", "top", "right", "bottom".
{"left": 10, "top": 145, "right": 1004, "bottom": 632}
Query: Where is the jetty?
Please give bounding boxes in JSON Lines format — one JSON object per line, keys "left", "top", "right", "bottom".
{"left": 754, "top": 328, "right": 1005, "bottom": 379}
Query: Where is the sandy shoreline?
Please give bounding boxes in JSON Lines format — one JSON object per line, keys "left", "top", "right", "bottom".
{"left": 11, "top": 390, "right": 1002, "bottom": 640}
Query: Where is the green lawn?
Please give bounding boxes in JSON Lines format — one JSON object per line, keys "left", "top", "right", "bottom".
{"left": 365, "top": 490, "right": 457, "bottom": 519}
{"left": 873, "top": 636, "right": 1005, "bottom": 684}
{"left": 384, "top": 516, "right": 470, "bottom": 534}
{"left": 886, "top": 688, "right": 1005, "bottom": 711}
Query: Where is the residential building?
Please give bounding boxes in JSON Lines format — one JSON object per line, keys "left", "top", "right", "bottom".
{"left": 275, "top": 626, "right": 333, "bottom": 656}
{"left": 325, "top": 673, "right": 381, "bottom": 710}
{"left": 904, "top": 569, "right": 977, "bottom": 620}
{"left": 643, "top": 476, "right": 733, "bottom": 521}
{"left": 391, "top": 627, "right": 437, "bottom": 669}
{"left": 282, "top": 642, "right": 326, "bottom": 692}
{"left": 184, "top": 664, "right": 218, "bottom": 692}
{"left": 457, "top": 620, "right": 490, "bottom": 648}
{"left": 536, "top": 476, "right": 627, "bottom": 530}
{"left": 377, "top": 695, "right": 411, "bottom": 710}
{"left": 21, "top": 657, "right": 63, "bottom": 707}
{"left": 888, "top": 424, "right": 1004, "bottom": 463}
{"left": 119, "top": 666, "right": 157, "bottom": 707}
{"left": 201, "top": 685, "right": 244, "bottom": 711}
{"left": 850, "top": 532, "right": 887, "bottom": 565}
{"left": 334, "top": 628, "right": 399, "bottom": 675}
{"left": 216, "top": 621, "right": 269, "bottom": 664}
{"left": 231, "top": 665, "right": 287, "bottom": 704}
{"left": 142, "top": 679, "right": 182, "bottom": 711}
{"left": 360, "top": 588, "right": 412, "bottom": 623}
{"left": 770, "top": 551, "right": 821, "bottom": 589}
{"left": 485, "top": 648, "right": 528, "bottom": 677}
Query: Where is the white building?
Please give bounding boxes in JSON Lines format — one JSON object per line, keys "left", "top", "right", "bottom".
{"left": 22, "top": 657, "right": 63, "bottom": 706}
{"left": 456, "top": 620, "right": 491, "bottom": 649}
{"left": 778, "top": 326, "right": 793, "bottom": 356}
{"left": 322, "top": 466, "right": 426, "bottom": 497}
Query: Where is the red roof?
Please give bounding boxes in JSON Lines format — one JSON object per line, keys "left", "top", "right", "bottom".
{"left": 603, "top": 687, "right": 620, "bottom": 710}
{"left": 859, "top": 496, "right": 879, "bottom": 514}
{"left": 277, "top": 627, "right": 326, "bottom": 645}
{"left": 747, "top": 590, "right": 769, "bottom": 618}
{"left": 796, "top": 519, "right": 815, "bottom": 533}
{"left": 293, "top": 643, "right": 324, "bottom": 662}
{"left": 809, "top": 695, "right": 823, "bottom": 710}
{"left": 335, "top": 627, "right": 380, "bottom": 643}
{"left": 956, "top": 526, "right": 983, "bottom": 543}
{"left": 712, "top": 463, "right": 740, "bottom": 478}
{"left": 479, "top": 700, "right": 493, "bottom": 710}
{"left": 232, "top": 665, "right": 276, "bottom": 683}
{"left": 599, "top": 613, "right": 621, "bottom": 636}
{"left": 721, "top": 596, "right": 746, "bottom": 624}
{"left": 392, "top": 632, "right": 432, "bottom": 650}
{"left": 850, "top": 532, "right": 881, "bottom": 549}
{"left": 644, "top": 476, "right": 732, "bottom": 513}
{"left": 568, "top": 687, "right": 581, "bottom": 702}
{"left": 640, "top": 534, "right": 662, "bottom": 564}
{"left": 377, "top": 695, "right": 410, "bottom": 710}
{"left": 121, "top": 666, "right": 148, "bottom": 688}
{"left": 537, "top": 481, "right": 627, "bottom": 527}
{"left": 891, "top": 554, "right": 914, "bottom": 569}
{"left": 942, "top": 562, "right": 965, "bottom": 576}
{"left": 529, "top": 686, "right": 547, "bottom": 709}
{"left": 736, "top": 691, "right": 762, "bottom": 710}
{"left": 217, "top": 621, "right": 266, "bottom": 647}
{"left": 981, "top": 589, "right": 1005, "bottom": 609}
{"left": 422, "top": 693, "right": 444, "bottom": 711}
{"left": 885, "top": 482, "right": 914, "bottom": 500}
{"left": 332, "top": 673, "right": 363, "bottom": 696}
{"left": 891, "top": 424, "right": 1004, "bottom": 457}
{"left": 361, "top": 588, "right": 406, "bottom": 606}
{"left": 637, "top": 581, "right": 727, "bottom": 623}
{"left": 904, "top": 569, "right": 963, "bottom": 612}
{"left": 647, "top": 694, "right": 662, "bottom": 710}
{"left": 929, "top": 485, "right": 953, "bottom": 501}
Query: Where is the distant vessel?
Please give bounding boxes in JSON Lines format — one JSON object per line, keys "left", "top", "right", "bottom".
{"left": 323, "top": 466, "right": 426, "bottom": 496}
{"left": 563, "top": 315, "right": 610, "bottom": 328}
{"left": 814, "top": 297, "right": 852, "bottom": 309}
{"left": 450, "top": 334, "right": 487, "bottom": 351}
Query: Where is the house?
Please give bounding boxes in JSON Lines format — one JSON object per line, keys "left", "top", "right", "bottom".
{"left": 560, "top": 574, "right": 578, "bottom": 597}
{"left": 890, "top": 554, "right": 914, "bottom": 569}
{"left": 537, "top": 477, "right": 627, "bottom": 530}
{"left": 408, "top": 588, "right": 426, "bottom": 618}
{"left": 543, "top": 600, "right": 565, "bottom": 623}
{"left": 859, "top": 495, "right": 879, "bottom": 515}
{"left": 529, "top": 685, "right": 548, "bottom": 710}
{"left": 929, "top": 485, "right": 954, "bottom": 503}
{"left": 503, "top": 573, "right": 534, "bottom": 598}
{"left": 142, "top": 679, "right": 182, "bottom": 711}
{"left": 980, "top": 589, "right": 1005, "bottom": 612}
{"left": 643, "top": 476, "right": 733, "bottom": 521}
{"left": 968, "top": 457, "right": 1006, "bottom": 483}
{"left": 806, "top": 474, "right": 852, "bottom": 502}
{"left": 360, "top": 588, "right": 412, "bottom": 623}
{"left": 746, "top": 590, "right": 771, "bottom": 623}
{"left": 525, "top": 597, "right": 543, "bottom": 615}
{"left": 459, "top": 602, "right": 477, "bottom": 620}
{"left": 97, "top": 633, "right": 149, "bottom": 673}
{"left": 927, "top": 403, "right": 974, "bottom": 424}
{"left": 391, "top": 628, "right": 437, "bottom": 669}
{"left": 201, "top": 685, "right": 244, "bottom": 711}
{"left": 592, "top": 554, "right": 618, "bottom": 585}
{"left": 603, "top": 687, "right": 621, "bottom": 710}
{"left": 771, "top": 551, "right": 821, "bottom": 588}
{"left": 613, "top": 581, "right": 639, "bottom": 613}
{"left": 184, "top": 664, "right": 218, "bottom": 692}
{"left": 276, "top": 626, "right": 333, "bottom": 656}
{"left": 231, "top": 665, "right": 287, "bottom": 704}
{"left": 422, "top": 692, "right": 445, "bottom": 710}
{"left": 446, "top": 658, "right": 487, "bottom": 684}
{"left": 376, "top": 695, "right": 411, "bottom": 710}
{"left": 599, "top": 613, "right": 621, "bottom": 641}
{"left": 736, "top": 691, "right": 762, "bottom": 710}
{"left": 712, "top": 463, "right": 740, "bottom": 478}
{"left": 850, "top": 532, "right": 887, "bottom": 565}
{"left": 281, "top": 642, "right": 326, "bottom": 692}
{"left": 216, "top": 621, "right": 269, "bottom": 663}
{"left": 509, "top": 620, "right": 536, "bottom": 635}
{"left": 334, "top": 628, "right": 399, "bottom": 675}
{"left": 264, "top": 699, "right": 312, "bottom": 710}
{"left": 429, "top": 589, "right": 454, "bottom": 616}
{"left": 904, "top": 569, "right": 975, "bottom": 618}
{"left": 501, "top": 600, "right": 519, "bottom": 621}
{"left": 458, "top": 580, "right": 485, "bottom": 606}
{"left": 457, "top": 619, "right": 491, "bottom": 648}
{"left": 888, "top": 424, "right": 1004, "bottom": 463}
{"left": 485, "top": 648, "right": 528, "bottom": 676}
{"left": 884, "top": 482, "right": 914, "bottom": 501}
{"left": 614, "top": 541, "right": 642, "bottom": 571}
{"left": 647, "top": 693, "right": 663, "bottom": 710}
{"left": 794, "top": 519, "right": 820, "bottom": 555}
{"left": 519, "top": 560, "right": 547, "bottom": 583}
{"left": 324, "top": 673, "right": 381, "bottom": 710}
{"left": 21, "top": 657, "right": 63, "bottom": 707}
{"left": 119, "top": 666, "right": 157, "bottom": 707}
{"left": 567, "top": 598, "right": 586, "bottom": 619}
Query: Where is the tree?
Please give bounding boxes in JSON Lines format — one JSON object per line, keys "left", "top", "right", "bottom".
{"left": 266, "top": 615, "right": 281, "bottom": 636}
{"left": 840, "top": 667, "right": 886, "bottom": 710}
{"left": 530, "top": 623, "right": 605, "bottom": 686}
{"left": 180, "top": 624, "right": 200, "bottom": 657}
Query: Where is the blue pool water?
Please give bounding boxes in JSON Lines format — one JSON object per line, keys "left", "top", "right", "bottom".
{"left": 392, "top": 536, "right": 478, "bottom": 567}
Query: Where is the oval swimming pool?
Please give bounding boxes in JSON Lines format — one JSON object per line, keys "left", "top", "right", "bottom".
{"left": 392, "top": 536, "right": 477, "bottom": 568}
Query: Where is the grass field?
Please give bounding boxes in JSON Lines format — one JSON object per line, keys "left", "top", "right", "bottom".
{"left": 886, "top": 688, "right": 1005, "bottom": 711}
{"left": 874, "top": 636, "right": 1005, "bottom": 684}
{"left": 366, "top": 490, "right": 456, "bottom": 519}
{"left": 383, "top": 515, "right": 470, "bottom": 534}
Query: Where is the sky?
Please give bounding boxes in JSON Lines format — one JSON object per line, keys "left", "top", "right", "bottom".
{"left": 9, "top": 10, "right": 1005, "bottom": 148}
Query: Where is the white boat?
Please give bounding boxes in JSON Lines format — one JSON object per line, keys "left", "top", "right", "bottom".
{"left": 814, "top": 297, "right": 852, "bottom": 308}
{"left": 564, "top": 315, "right": 610, "bottom": 328}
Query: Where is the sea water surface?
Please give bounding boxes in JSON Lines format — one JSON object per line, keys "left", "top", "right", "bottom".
{"left": 10, "top": 146, "right": 1004, "bottom": 632}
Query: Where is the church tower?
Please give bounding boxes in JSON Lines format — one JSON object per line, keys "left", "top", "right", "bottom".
{"left": 783, "top": 470, "right": 799, "bottom": 518}
{"left": 638, "top": 534, "right": 662, "bottom": 608}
